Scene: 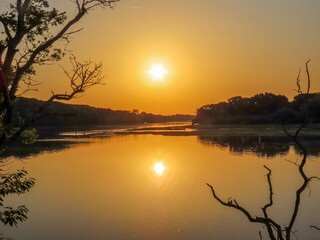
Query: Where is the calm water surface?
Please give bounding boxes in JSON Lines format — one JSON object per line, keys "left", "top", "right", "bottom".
{"left": 2, "top": 134, "right": 320, "bottom": 240}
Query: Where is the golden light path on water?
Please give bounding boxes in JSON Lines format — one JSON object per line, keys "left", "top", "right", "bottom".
{"left": 3, "top": 135, "right": 320, "bottom": 240}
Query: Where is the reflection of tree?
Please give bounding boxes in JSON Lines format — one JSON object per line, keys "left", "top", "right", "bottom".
{"left": 0, "top": 140, "right": 82, "bottom": 159}
{"left": 198, "top": 136, "right": 320, "bottom": 158}
{"left": 198, "top": 136, "right": 290, "bottom": 157}
{"left": 207, "top": 61, "right": 320, "bottom": 239}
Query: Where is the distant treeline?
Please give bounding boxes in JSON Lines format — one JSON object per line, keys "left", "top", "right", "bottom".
{"left": 13, "top": 98, "right": 194, "bottom": 127}
{"left": 193, "top": 92, "right": 320, "bottom": 124}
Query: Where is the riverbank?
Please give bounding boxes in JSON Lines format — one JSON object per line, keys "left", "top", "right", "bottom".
{"left": 35, "top": 123, "right": 320, "bottom": 139}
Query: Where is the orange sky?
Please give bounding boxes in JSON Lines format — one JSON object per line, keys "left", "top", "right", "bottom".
{"left": 3, "top": 0, "right": 320, "bottom": 114}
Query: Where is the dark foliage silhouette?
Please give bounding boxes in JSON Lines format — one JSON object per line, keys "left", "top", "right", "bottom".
{"left": 194, "top": 92, "right": 320, "bottom": 125}
{"left": 0, "top": 0, "right": 119, "bottom": 148}
{"left": 12, "top": 97, "right": 194, "bottom": 127}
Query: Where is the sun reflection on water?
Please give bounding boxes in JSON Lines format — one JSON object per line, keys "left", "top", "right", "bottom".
{"left": 153, "top": 162, "right": 165, "bottom": 176}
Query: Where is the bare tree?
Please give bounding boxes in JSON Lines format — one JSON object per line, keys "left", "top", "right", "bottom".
{"left": 207, "top": 60, "right": 320, "bottom": 240}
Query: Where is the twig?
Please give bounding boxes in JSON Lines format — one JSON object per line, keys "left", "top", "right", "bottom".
{"left": 310, "top": 225, "right": 320, "bottom": 231}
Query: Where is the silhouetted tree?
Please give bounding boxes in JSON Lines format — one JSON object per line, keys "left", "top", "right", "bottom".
{"left": 207, "top": 60, "right": 320, "bottom": 239}
{"left": 0, "top": 0, "right": 119, "bottom": 148}
{"left": 0, "top": 0, "right": 119, "bottom": 235}
{"left": 194, "top": 93, "right": 290, "bottom": 124}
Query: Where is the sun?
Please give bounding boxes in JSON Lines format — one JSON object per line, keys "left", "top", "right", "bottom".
{"left": 148, "top": 64, "right": 167, "bottom": 82}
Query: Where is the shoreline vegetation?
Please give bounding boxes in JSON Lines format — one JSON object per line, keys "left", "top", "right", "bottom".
{"left": 6, "top": 91, "right": 320, "bottom": 143}
{"left": 15, "top": 92, "right": 320, "bottom": 132}
{"left": 12, "top": 93, "right": 320, "bottom": 139}
{"left": 193, "top": 92, "right": 320, "bottom": 125}
{"left": 14, "top": 97, "right": 194, "bottom": 127}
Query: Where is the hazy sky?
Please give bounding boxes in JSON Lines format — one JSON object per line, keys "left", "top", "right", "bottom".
{"left": 2, "top": 0, "right": 320, "bottom": 114}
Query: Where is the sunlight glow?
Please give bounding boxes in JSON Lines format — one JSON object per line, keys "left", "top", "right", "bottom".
{"left": 148, "top": 64, "right": 167, "bottom": 82}
{"left": 153, "top": 162, "right": 165, "bottom": 176}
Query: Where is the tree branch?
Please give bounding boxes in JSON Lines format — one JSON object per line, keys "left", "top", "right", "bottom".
{"left": 310, "top": 225, "right": 320, "bottom": 231}
{"left": 206, "top": 182, "right": 281, "bottom": 236}
{"left": 10, "top": 9, "right": 86, "bottom": 98}
{"left": 8, "top": 56, "right": 104, "bottom": 145}
{"left": 306, "top": 59, "right": 311, "bottom": 95}
{"left": 0, "top": 16, "right": 13, "bottom": 41}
